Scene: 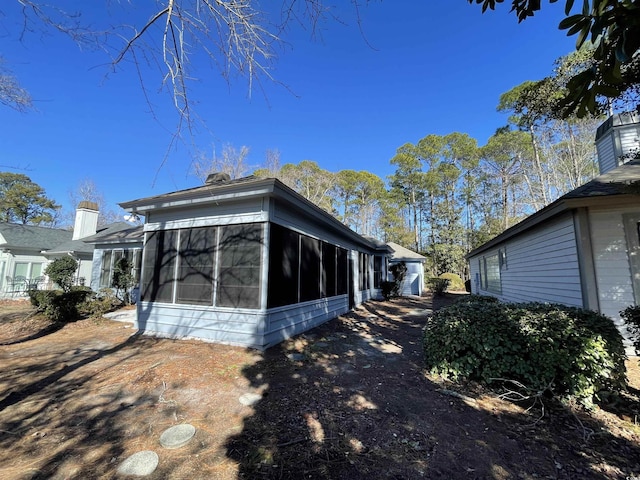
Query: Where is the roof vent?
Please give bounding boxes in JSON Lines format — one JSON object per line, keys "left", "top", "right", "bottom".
{"left": 205, "top": 172, "right": 231, "bottom": 184}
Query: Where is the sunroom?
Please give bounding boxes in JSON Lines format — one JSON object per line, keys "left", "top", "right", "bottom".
{"left": 120, "top": 175, "right": 390, "bottom": 349}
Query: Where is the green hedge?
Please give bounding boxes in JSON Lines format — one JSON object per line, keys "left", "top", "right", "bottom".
{"left": 427, "top": 278, "right": 450, "bottom": 294}
{"left": 29, "top": 287, "right": 93, "bottom": 323}
{"left": 423, "top": 297, "right": 627, "bottom": 406}
{"left": 438, "top": 273, "right": 465, "bottom": 291}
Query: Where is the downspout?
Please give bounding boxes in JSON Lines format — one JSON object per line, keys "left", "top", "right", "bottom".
{"left": 573, "top": 208, "right": 599, "bottom": 311}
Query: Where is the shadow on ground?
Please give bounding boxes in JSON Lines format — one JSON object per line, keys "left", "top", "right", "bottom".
{"left": 225, "top": 294, "right": 640, "bottom": 479}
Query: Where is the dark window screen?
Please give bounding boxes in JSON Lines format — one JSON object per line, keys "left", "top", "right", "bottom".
{"left": 267, "top": 223, "right": 300, "bottom": 308}
{"left": 322, "top": 242, "right": 336, "bottom": 297}
{"left": 374, "top": 256, "right": 383, "bottom": 288}
{"left": 176, "top": 227, "right": 216, "bottom": 306}
{"left": 217, "top": 224, "right": 262, "bottom": 308}
{"left": 142, "top": 230, "right": 177, "bottom": 303}
{"left": 336, "top": 247, "right": 348, "bottom": 295}
{"left": 300, "top": 235, "right": 321, "bottom": 302}
{"left": 100, "top": 250, "right": 112, "bottom": 288}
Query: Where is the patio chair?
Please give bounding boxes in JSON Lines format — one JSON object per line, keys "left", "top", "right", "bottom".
{"left": 13, "top": 276, "right": 27, "bottom": 295}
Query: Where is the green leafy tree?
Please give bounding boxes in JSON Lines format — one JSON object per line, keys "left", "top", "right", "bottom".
{"left": 470, "top": 0, "right": 640, "bottom": 116}
{"left": 112, "top": 256, "right": 135, "bottom": 304}
{"left": 44, "top": 257, "right": 78, "bottom": 293}
{"left": 0, "top": 172, "right": 60, "bottom": 225}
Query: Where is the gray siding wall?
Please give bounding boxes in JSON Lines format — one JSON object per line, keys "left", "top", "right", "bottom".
{"left": 470, "top": 213, "right": 583, "bottom": 307}
{"left": 137, "top": 302, "right": 268, "bottom": 349}
{"left": 263, "top": 296, "right": 349, "bottom": 348}
{"left": 590, "top": 207, "right": 637, "bottom": 324}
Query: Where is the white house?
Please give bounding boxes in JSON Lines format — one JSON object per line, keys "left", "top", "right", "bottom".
{"left": 0, "top": 201, "right": 105, "bottom": 294}
{"left": 387, "top": 241, "right": 426, "bottom": 296}
{"left": 120, "top": 175, "right": 392, "bottom": 350}
{"left": 467, "top": 113, "right": 640, "bottom": 347}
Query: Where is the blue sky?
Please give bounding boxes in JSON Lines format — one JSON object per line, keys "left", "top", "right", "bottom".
{"left": 0, "top": 1, "right": 578, "bottom": 220}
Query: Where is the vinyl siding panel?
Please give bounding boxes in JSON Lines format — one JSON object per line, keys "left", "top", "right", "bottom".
{"left": 470, "top": 213, "right": 583, "bottom": 307}
{"left": 136, "top": 302, "right": 267, "bottom": 349}
{"left": 596, "top": 133, "right": 616, "bottom": 174}
{"left": 590, "top": 209, "right": 635, "bottom": 325}
{"left": 264, "top": 296, "right": 349, "bottom": 348}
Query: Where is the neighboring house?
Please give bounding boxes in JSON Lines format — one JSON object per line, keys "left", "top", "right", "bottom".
{"left": 0, "top": 223, "right": 72, "bottom": 293}
{"left": 120, "top": 175, "right": 392, "bottom": 350}
{"left": 0, "top": 201, "right": 131, "bottom": 295}
{"left": 467, "top": 113, "right": 640, "bottom": 346}
{"left": 83, "top": 223, "right": 144, "bottom": 296}
{"left": 387, "top": 242, "right": 426, "bottom": 296}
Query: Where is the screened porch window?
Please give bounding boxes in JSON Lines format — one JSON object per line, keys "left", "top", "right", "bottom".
{"left": 267, "top": 223, "right": 349, "bottom": 308}
{"left": 176, "top": 227, "right": 217, "bottom": 306}
{"left": 141, "top": 224, "right": 263, "bottom": 309}
{"left": 217, "top": 224, "right": 262, "bottom": 309}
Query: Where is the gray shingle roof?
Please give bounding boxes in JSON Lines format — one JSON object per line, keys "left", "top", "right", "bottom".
{"left": 387, "top": 242, "right": 426, "bottom": 261}
{"left": 0, "top": 223, "right": 72, "bottom": 251}
{"left": 563, "top": 159, "right": 640, "bottom": 199}
{"left": 82, "top": 222, "right": 144, "bottom": 244}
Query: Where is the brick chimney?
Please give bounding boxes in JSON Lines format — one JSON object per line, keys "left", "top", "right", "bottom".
{"left": 72, "top": 201, "right": 99, "bottom": 240}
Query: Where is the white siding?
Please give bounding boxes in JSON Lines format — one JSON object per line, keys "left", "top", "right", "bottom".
{"left": 145, "top": 198, "right": 267, "bottom": 230}
{"left": 397, "top": 261, "right": 423, "bottom": 296}
{"left": 596, "top": 132, "right": 616, "bottom": 175}
{"left": 470, "top": 213, "right": 583, "bottom": 307}
{"left": 619, "top": 126, "right": 640, "bottom": 160}
{"left": 590, "top": 208, "right": 636, "bottom": 324}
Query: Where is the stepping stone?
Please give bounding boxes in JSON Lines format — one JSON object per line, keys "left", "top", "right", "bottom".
{"left": 286, "top": 353, "right": 305, "bottom": 361}
{"left": 239, "top": 393, "right": 262, "bottom": 406}
{"left": 116, "top": 450, "right": 159, "bottom": 476}
{"left": 159, "top": 424, "right": 196, "bottom": 449}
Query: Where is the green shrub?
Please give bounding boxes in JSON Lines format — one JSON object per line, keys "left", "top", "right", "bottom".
{"left": 423, "top": 298, "right": 627, "bottom": 406}
{"left": 79, "top": 288, "right": 122, "bottom": 318}
{"left": 28, "top": 288, "right": 92, "bottom": 323}
{"left": 438, "top": 273, "right": 465, "bottom": 291}
{"left": 44, "top": 257, "right": 78, "bottom": 292}
{"left": 382, "top": 262, "right": 407, "bottom": 299}
{"left": 427, "top": 277, "right": 450, "bottom": 294}
{"left": 621, "top": 305, "right": 640, "bottom": 355}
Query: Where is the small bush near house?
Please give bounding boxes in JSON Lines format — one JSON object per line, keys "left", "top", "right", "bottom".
{"left": 44, "top": 257, "right": 78, "bottom": 292}
{"left": 423, "top": 298, "right": 627, "bottom": 406}
{"left": 382, "top": 262, "right": 408, "bottom": 300}
{"left": 79, "top": 288, "right": 122, "bottom": 318}
{"left": 438, "top": 272, "right": 465, "bottom": 291}
{"left": 28, "top": 286, "right": 93, "bottom": 323}
{"left": 427, "top": 277, "right": 450, "bottom": 294}
{"left": 621, "top": 305, "right": 640, "bottom": 356}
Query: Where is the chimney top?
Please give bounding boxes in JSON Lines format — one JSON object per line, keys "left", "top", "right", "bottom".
{"left": 77, "top": 200, "right": 99, "bottom": 211}
{"left": 205, "top": 172, "right": 231, "bottom": 184}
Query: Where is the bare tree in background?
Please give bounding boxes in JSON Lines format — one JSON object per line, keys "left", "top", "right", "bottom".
{"left": 5, "top": 1, "right": 363, "bottom": 133}
{"left": 68, "top": 178, "right": 123, "bottom": 227}
{"left": 0, "top": 56, "right": 32, "bottom": 111}
{"left": 192, "top": 143, "right": 251, "bottom": 181}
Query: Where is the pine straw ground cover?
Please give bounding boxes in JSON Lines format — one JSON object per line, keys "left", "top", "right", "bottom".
{"left": 0, "top": 295, "right": 638, "bottom": 479}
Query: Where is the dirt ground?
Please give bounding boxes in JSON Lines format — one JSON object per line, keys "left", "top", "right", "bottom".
{"left": 0, "top": 294, "right": 639, "bottom": 480}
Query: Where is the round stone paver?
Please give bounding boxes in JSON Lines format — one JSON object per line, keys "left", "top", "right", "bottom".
{"left": 239, "top": 392, "right": 262, "bottom": 406}
{"left": 159, "top": 424, "right": 196, "bottom": 449}
{"left": 117, "top": 450, "right": 159, "bottom": 476}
